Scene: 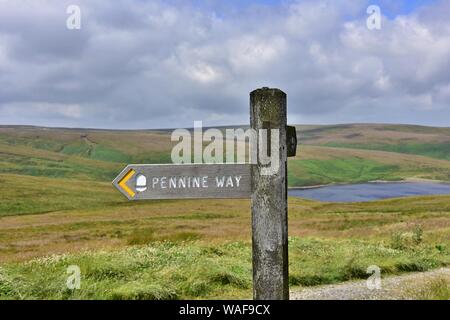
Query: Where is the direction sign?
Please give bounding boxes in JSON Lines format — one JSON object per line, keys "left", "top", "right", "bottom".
{"left": 112, "top": 87, "right": 296, "bottom": 300}
{"left": 112, "top": 164, "right": 252, "bottom": 200}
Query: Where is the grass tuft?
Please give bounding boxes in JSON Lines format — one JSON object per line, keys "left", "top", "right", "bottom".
{"left": 127, "top": 229, "right": 201, "bottom": 245}
{"left": 410, "top": 277, "right": 450, "bottom": 300}
{"left": 0, "top": 237, "right": 448, "bottom": 299}
{"left": 110, "top": 283, "right": 178, "bottom": 300}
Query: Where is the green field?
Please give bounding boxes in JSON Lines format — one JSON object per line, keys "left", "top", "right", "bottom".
{"left": 289, "top": 145, "right": 450, "bottom": 186}
{"left": 0, "top": 193, "right": 449, "bottom": 299}
{"left": 2, "top": 235, "right": 448, "bottom": 299}
{"left": 0, "top": 123, "right": 449, "bottom": 299}
{"left": 1, "top": 124, "right": 450, "bottom": 187}
{"left": 324, "top": 142, "right": 450, "bottom": 161}
{"left": 299, "top": 124, "right": 450, "bottom": 161}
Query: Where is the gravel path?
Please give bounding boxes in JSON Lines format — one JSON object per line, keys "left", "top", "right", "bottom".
{"left": 290, "top": 268, "right": 450, "bottom": 300}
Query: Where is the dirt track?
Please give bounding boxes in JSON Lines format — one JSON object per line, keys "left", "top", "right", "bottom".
{"left": 290, "top": 268, "right": 450, "bottom": 300}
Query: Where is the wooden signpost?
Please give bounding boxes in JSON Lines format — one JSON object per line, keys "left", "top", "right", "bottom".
{"left": 250, "top": 88, "right": 289, "bottom": 300}
{"left": 113, "top": 87, "right": 297, "bottom": 300}
{"left": 113, "top": 164, "right": 252, "bottom": 200}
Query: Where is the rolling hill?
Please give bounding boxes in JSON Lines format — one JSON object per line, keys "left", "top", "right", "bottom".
{"left": 298, "top": 124, "right": 450, "bottom": 161}
{"left": 1, "top": 123, "right": 449, "bottom": 188}
{"left": 1, "top": 122, "right": 450, "bottom": 219}
{"left": 0, "top": 123, "right": 449, "bottom": 299}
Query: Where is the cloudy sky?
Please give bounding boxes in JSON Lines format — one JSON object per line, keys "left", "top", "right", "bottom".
{"left": 0, "top": 0, "right": 449, "bottom": 129}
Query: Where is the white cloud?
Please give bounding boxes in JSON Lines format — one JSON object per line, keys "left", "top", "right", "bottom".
{"left": 185, "top": 62, "right": 223, "bottom": 83}
{"left": 228, "top": 35, "right": 287, "bottom": 72}
{"left": 1, "top": 102, "right": 82, "bottom": 119}
{"left": 0, "top": 0, "right": 449, "bottom": 128}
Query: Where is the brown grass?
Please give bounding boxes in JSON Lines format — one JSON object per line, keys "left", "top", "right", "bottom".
{"left": 1, "top": 195, "right": 449, "bottom": 263}
{"left": 299, "top": 124, "right": 450, "bottom": 145}
{"left": 295, "top": 145, "right": 450, "bottom": 168}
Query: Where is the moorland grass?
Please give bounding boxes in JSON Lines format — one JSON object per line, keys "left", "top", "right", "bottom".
{"left": 325, "top": 142, "right": 450, "bottom": 161}
{"left": 2, "top": 125, "right": 450, "bottom": 187}
{"left": 0, "top": 236, "right": 448, "bottom": 300}
{"left": 1, "top": 124, "right": 449, "bottom": 299}
{"left": 410, "top": 277, "right": 450, "bottom": 300}
{"left": 0, "top": 174, "right": 124, "bottom": 217}
{"left": 288, "top": 157, "right": 402, "bottom": 186}
{"left": 0, "top": 190, "right": 448, "bottom": 299}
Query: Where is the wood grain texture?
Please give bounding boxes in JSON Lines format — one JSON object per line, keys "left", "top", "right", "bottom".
{"left": 250, "top": 87, "right": 289, "bottom": 300}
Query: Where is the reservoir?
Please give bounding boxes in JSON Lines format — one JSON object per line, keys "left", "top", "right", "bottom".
{"left": 288, "top": 182, "right": 450, "bottom": 203}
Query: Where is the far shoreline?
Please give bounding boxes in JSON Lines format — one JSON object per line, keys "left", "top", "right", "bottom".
{"left": 289, "top": 178, "right": 450, "bottom": 190}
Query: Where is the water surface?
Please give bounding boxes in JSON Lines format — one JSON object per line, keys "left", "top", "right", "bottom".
{"left": 288, "top": 182, "right": 450, "bottom": 202}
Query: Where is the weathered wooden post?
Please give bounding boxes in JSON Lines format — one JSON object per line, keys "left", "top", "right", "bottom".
{"left": 114, "top": 88, "right": 296, "bottom": 300}
{"left": 250, "top": 87, "right": 289, "bottom": 300}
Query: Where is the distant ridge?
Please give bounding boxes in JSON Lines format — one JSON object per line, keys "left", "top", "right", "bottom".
{"left": 0, "top": 123, "right": 448, "bottom": 132}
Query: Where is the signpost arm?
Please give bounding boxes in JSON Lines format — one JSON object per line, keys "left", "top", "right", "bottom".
{"left": 250, "top": 87, "right": 289, "bottom": 300}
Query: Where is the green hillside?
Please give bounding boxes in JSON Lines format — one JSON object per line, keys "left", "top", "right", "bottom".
{"left": 1, "top": 124, "right": 450, "bottom": 188}
{"left": 0, "top": 195, "right": 449, "bottom": 299}
{"left": 298, "top": 124, "right": 450, "bottom": 161}
{"left": 0, "top": 123, "right": 449, "bottom": 300}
